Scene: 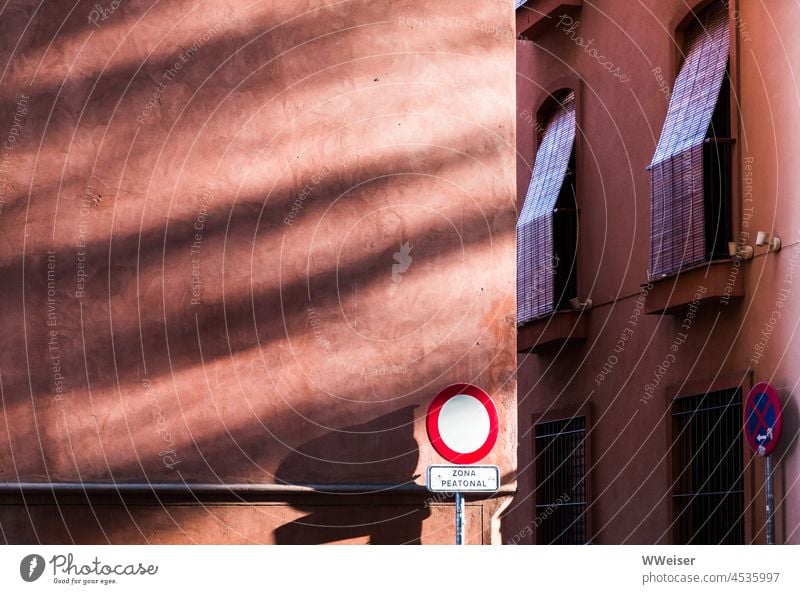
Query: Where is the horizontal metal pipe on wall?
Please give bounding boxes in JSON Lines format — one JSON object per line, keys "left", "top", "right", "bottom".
{"left": 0, "top": 482, "right": 516, "bottom": 496}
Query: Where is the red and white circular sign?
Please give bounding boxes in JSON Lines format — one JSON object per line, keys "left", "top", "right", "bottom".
{"left": 426, "top": 383, "right": 499, "bottom": 464}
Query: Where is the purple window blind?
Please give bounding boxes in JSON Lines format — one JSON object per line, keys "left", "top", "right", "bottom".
{"left": 517, "top": 91, "right": 576, "bottom": 323}
{"left": 649, "top": 2, "right": 729, "bottom": 279}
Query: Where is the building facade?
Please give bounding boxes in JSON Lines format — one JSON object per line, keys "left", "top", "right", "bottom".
{"left": 0, "top": 0, "right": 517, "bottom": 544}
{"left": 508, "top": 0, "right": 800, "bottom": 544}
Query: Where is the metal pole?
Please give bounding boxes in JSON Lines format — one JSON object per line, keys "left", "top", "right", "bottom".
{"left": 455, "top": 492, "right": 465, "bottom": 545}
{"left": 765, "top": 455, "right": 775, "bottom": 545}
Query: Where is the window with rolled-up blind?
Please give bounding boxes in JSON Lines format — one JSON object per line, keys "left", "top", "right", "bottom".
{"left": 648, "top": 2, "right": 731, "bottom": 279}
{"left": 517, "top": 91, "right": 577, "bottom": 323}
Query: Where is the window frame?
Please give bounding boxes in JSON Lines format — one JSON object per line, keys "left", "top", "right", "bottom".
{"left": 531, "top": 403, "right": 592, "bottom": 544}
{"left": 670, "top": 388, "right": 745, "bottom": 544}
{"left": 648, "top": 0, "right": 739, "bottom": 280}
{"left": 642, "top": 0, "right": 745, "bottom": 314}
{"left": 517, "top": 81, "right": 582, "bottom": 324}
{"left": 665, "top": 371, "right": 759, "bottom": 544}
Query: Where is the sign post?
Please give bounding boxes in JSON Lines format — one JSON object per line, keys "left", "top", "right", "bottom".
{"left": 455, "top": 492, "right": 464, "bottom": 545}
{"left": 765, "top": 455, "right": 775, "bottom": 545}
{"left": 744, "top": 382, "right": 783, "bottom": 545}
{"left": 425, "top": 383, "right": 500, "bottom": 545}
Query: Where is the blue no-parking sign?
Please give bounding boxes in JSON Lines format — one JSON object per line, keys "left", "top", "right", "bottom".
{"left": 744, "top": 382, "right": 783, "bottom": 457}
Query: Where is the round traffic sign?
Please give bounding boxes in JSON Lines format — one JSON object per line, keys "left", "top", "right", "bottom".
{"left": 426, "top": 383, "right": 499, "bottom": 464}
{"left": 744, "top": 382, "right": 783, "bottom": 457}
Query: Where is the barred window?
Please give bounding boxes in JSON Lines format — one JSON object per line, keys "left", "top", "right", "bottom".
{"left": 672, "top": 389, "right": 744, "bottom": 544}
{"left": 534, "top": 415, "right": 588, "bottom": 544}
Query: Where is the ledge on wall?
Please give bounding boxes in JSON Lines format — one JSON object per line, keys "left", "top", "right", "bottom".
{"left": 517, "top": 309, "right": 588, "bottom": 353}
{"left": 644, "top": 259, "right": 745, "bottom": 315}
{"left": 516, "top": 0, "right": 583, "bottom": 39}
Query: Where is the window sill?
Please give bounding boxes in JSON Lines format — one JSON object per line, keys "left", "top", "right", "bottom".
{"left": 517, "top": 309, "right": 588, "bottom": 353}
{"left": 644, "top": 259, "right": 744, "bottom": 315}
{"left": 517, "top": 0, "right": 583, "bottom": 39}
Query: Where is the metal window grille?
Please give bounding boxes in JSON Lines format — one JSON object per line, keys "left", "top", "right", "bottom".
{"left": 672, "top": 389, "right": 744, "bottom": 544}
{"left": 648, "top": 1, "right": 731, "bottom": 278}
{"left": 534, "top": 416, "right": 588, "bottom": 544}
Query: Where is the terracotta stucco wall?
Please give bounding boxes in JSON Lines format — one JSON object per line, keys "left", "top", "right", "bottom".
{"left": 0, "top": 0, "right": 517, "bottom": 543}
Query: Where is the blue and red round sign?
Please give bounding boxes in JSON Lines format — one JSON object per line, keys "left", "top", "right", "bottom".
{"left": 744, "top": 382, "right": 783, "bottom": 457}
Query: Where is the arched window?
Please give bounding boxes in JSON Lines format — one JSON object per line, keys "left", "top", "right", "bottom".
{"left": 517, "top": 90, "right": 578, "bottom": 324}
{"left": 648, "top": 1, "right": 733, "bottom": 279}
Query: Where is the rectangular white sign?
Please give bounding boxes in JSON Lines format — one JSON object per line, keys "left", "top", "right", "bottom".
{"left": 426, "top": 464, "right": 500, "bottom": 492}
